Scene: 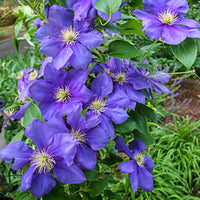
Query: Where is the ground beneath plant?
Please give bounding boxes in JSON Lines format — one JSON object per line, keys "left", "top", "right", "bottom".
{"left": 163, "top": 76, "right": 200, "bottom": 123}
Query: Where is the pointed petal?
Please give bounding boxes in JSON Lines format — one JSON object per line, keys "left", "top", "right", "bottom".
{"left": 48, "top": 133, "right": 78, "bottom": 166}
{"left": 24, "top": 119, "right": 55, "bottom": 151}
{"left": 29, "top": 172, "right": 56, "bottom": 199}
{"left": 177, "top": 16, "right": 200, "bottom": 28}
{"left": 53, "top": 45, "right": 73, "bottom": 68}
{"left": 78, "top": 30, "right": 104, "bottom": 49}
{"left": 87, "top": 127, "right": 110, "bottom": 150}
{"left": 53, "top": 162, "right": 86, "bottom": 184}
{"left": 166, "top": 0, "right": 189, "bottom": 14}
{"left": 107, "top": 57, "right": 124, "bottom": 73}
{"left": 143, "top": 0, "right": 166, "bottom": 14}
{"left": 105, "top": 107, "right": 129, "bottom": 124}
{"left": 69, "top": 43, "right": 92, "bottom": 70}
{"left": 75, "top": 145, "right": 96, "bottom": 170}
{"left": 40, "top": 37, "right": 64, "bottom": 57}
{"left": 0, "top": 141, "right": 33, "bottom": 170}
{"left": 49, "top": 4, "right": 73, "bottom": 28}
{"left": 91, "top": 72, "right": 113, "bottom": 98}
{"left": 138, "top": 167, "right": 154, "bottom": 191}
{"left": 118, "top": 160, "right": 135, "bottom": 173}
{"left": 130, "top": 164, "right": 139, "bottom": 192}
{"left": 144, "top": 155, "right": 154, "bottom": 173}
{"left": 114, "top": 136, "right": 134, "bottom": 159}
{"left": 129, "top": 138, "right": 146, "bottom": 154}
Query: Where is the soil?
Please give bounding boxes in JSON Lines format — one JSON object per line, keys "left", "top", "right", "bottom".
{"left": 164, "top": 76, "right": 200, "bottom": 122}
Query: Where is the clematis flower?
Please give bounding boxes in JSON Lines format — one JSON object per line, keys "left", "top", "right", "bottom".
{"left": 86, "top": 72, "right": 130, "bottom": 138}
{"left": 133, "top": 0, "right": 200, "bottom": 45}
{"left": 0, "top": 119, "right": 85, "bottom": 199}
{"left": 47, "top": 107, "right": 109, "bottom": 171}
{"left": 29, "top": 63, "right": 92, "bottom": 120}
{"left": 35, "top": 4, "right": 104, "bottom": 70}
{"left": 114, "top": 136, "right": 154, "bottom": 192}
{"left": 106, "top": 58, "right": 149, "bottom": 109}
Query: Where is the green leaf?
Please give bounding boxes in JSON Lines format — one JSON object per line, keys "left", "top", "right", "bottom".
{"left": 136, "top": 103, "right": 157, "bottom": 122}
{"left": 130, "top": 111, "right": 148, "bottom": 135}
{"left": 43, "top": 182, "right": 67, "bottom": 200}
{"left": 114, "top": 117, "right": 137, "bottom": 133}
{"left": 129, "top": 0, "right": 143, "bottom": 8}
{"left": 171, "top": 38, "right": 198, "bottom": 69}
{"left": 84, "top": 170, "right": 100, "bottom": 181}
{"left": 137, "top": 64, "right": 154, "bottom": 73}
{"left": 134, "top": 130, "right": 154, "bottom": 145}
{"left": 88, "top": 179, "right": 108, "bottom": 197}
{"left": 15, "top": 190, "right": 36, "bottom": 200}
{"left": 119, "top": 19, "right": 144, "bottom": 35}
{"left": 101, "top": 152, "right": 123, "bottom": 166}
{"left": 108, "top": 40, "right": 142, "bottom": 58}
{"left": 15, "top": 19, "right": 23, "bottom": 37}
{"left": 10, "top": 130, "right": 24, "bottom": 142}
{"left": 22, "top": 102, "right": 45, "bottom": 127}
{"left": 94, "top": 0, "right": 122, "bottom": 14}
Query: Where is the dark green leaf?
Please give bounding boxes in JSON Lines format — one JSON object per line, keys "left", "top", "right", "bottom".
{"left": 171, "top": 38, "right": 198, "bottom": 69}
{"left": 94, "top": 0, "right": 122, "bottom": 14}
{"left": 114, "top": 117, "right": 137, "bottom": 133}
{"left": 104, "top": 190, "right": 122, "bottom": 200}
{"left": 43, "top": 182, "right": 67, "bottom": 200}
{"left": 129, "top": 0, "right": 143, "bottom": 8}
{"left": 134, "top": 130, "right": 154, "bottom": 145}
{"left": 108, "top": 40, "right": 142, "bottom": 58}
{"left": 101, "top": 152, "right": 123, "bottom": 166}
{"left": 84, "top": 170, "right": 100, "bottom": 181}
{"left": 22, "top": 102, "right": 45, "bottom": 127}
{"left": 15, "top": 190, "right": 36, "bottom": 200}
{"left": 88, "top": 179, "right": 108, "bottom": 197}
{"left": 136, "top": 103, "right": 157, "bottom": 122}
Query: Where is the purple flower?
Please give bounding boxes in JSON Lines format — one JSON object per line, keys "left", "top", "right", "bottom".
{"left": 0, "top": 119, "right": 85, "bottom": 199}
{"left": 35, "top": 4, "right": 104, "bottom": 70}
{"left": 106, "top": 58, "right": 149, "bottom": 109}
{"left": 133, "top": 0, "right": 200, "bottom": 45}
{"left": 29, "top": 63, "right": 92, "bottom": 120}
{"left": 47, "top": 107, "right": 109, "bottom": 170}
{"left": 86, "top": 72, "right": 130, "bottom": 138}
{"left": 114, "top": 136, "right": 154, "bottom": 192}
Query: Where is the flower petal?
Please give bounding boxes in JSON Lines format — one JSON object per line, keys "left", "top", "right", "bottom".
{"left": 144, "top": 155, "right": 154, "bottom": 173}
{"left": 69, "top": 43, "right": 92, "bottom": 70}
{"left": 78, "top": 30, "right": 104, "bottom": 49}
{"left": 166, "top": 0, "right": 189, "bottom": 14}
{"left": 75, "top": 145, "right": 96, "bottom": 170}
{"left": 0, "top": 141, "right": 33, "bottom": 170}
{"left": 24, "top": 119, "right": 56, "bottom": 151}
{"left": 86, "top": 127, "right": 109, "bottom": 150}
{"left": 29, "top": 172, "right": 56, "bottom": 199}
{"left": 129, "top": 138, "right": 146, "bottom": 154}
{"left": 130, "top": 164, "right": 139, "bottom": 192}
{"left": 91, "top": 72, "right": 113, "bottom": 98}
{"left": 118, "top": 160, "right": 135, "bottom": 173}
{"left": 53, "top": 162, "right": 86, "bottom": 184}
{"left": 143, "top": 0, "right": 166, "bottom": 14}
{"left": 138, "top": 167, "right": 154, "bottom": 192}
{"left": 114, "top": 136, "right": 134, "bottom": 159}
{"left": 48, "top": 4, "right": 73, "bottom": 28}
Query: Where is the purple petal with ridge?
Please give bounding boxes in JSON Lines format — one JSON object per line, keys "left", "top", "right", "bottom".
{"left": 166, "top": 0, "right": 189, "bottom": 14}
{"left": 78, "top": 30, "right": 104, "bottom": 49}
{"left": 118, "top": 160, "right": 135, "bottom": 173}
{"left": 75, "top": 145, "right": 96, "bottom": 170}
{"left": 129, "top": 138, "right": 146, "bottom": 154}
{"left": 29, "top": 172, "right": 56, "bottom": 199}
{"left": 138, "top": 167, "right": 153, "bottom": 191}
{"left": 130, "top": 164, "right": 139, "bottom": 192}
{"left": 0, "top": 141, "right": 33, "bottom": 170}
{"left": 144, "top": 155, "right": 154, "bottom": 172}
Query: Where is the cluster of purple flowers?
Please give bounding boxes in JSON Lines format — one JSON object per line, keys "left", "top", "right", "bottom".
{"left": 2, "top": 0, "right": 199, "bottom": 198}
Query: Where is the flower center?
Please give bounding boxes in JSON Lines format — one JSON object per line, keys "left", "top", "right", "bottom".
{"left": 158, "top": 9, "right": 179, "bottom": 25}
{"left": 16, "top": 71, "right": 24, "bottom": 79}
{"left": 29, "top": 70, "right": 38, "bottom": 81}
{"left": 113, "top": 72, "right": 128, "bottom": 85}
{"left": 71, "top": 129, "right": 86, "bottom": 143}
{"left": 60, "top": 26, "right": 79, "bottom": 45}
{"left": 31, "top": 149, "right": 56, "bottom": 174}
{"left": 54, "top": 86, "right": 71, "bottom": 103}
{"left": 134, "top": 154, "right": 144, "bottom": 167}
{"left": 89, "top": 98, "right": 106, "bottom": 115}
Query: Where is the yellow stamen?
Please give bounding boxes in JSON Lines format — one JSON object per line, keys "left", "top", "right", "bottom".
{"left": 89, "top": 98, "right": 106, "bottom": 115}
{"left": 158, "top": 9, "right": 179, "bottom": 25}
{"left": 71, "top": 129, "right": 86, "bottom": 143}
{"left": 54, "top": 86, "right": 71, "bottom": 103}
{"left": 31, "top": 149, "right": 56, "bottom": 174}
{"left": 60, "top": 26, "right": 79, "bottom": 45}
{"left": 134, "top": 154, "right": 144, "bottom": 167}
{"left": 29, "top": 70, "right": 38, "bottom": 81}
{"left": 112, "top": 72, "right": 128, "bottom": 85}
{"left": 16, "top": 71, "right": 24, "bottom": 79}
